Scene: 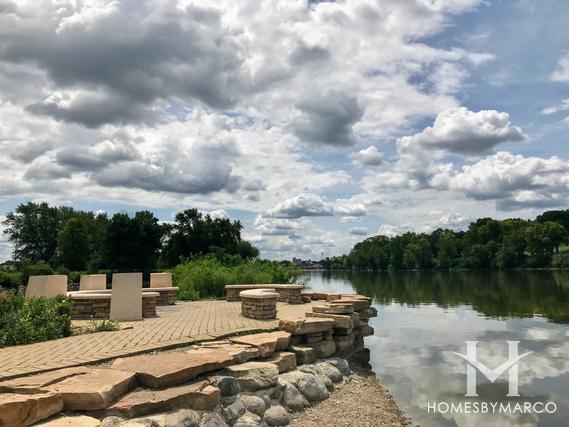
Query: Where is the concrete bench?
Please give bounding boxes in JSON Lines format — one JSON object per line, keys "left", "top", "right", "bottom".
{"left": 67, "top": 287, "right": 177, "bottom": 306}
{"left": 240, "top": 289, "right": 279, "bottom": 319}
{"left": 69, "top": 292, "right": 159, "bottom": 320}
{"left": 25, "top": 275, "right": 68, "bottom": 298}
{"left": 226, "top": 284, "right": 304, "bottom": 304}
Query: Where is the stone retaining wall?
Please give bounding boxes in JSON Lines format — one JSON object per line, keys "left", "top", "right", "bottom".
{"left": 70, "top": 295, "right": 158, "bottom": 320}
{"left": 154, "top": 289, "right": 176, "bottom": 305}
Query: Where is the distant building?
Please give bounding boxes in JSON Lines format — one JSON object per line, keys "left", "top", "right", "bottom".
{"left": 291, "top": 258, "right": 323, "bottom": 270}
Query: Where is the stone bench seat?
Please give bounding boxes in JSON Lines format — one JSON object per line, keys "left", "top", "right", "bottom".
{"left": 68, "top": 286, "right": 178, "bottom": 306}
{"left": 239, "top": 289, "right": 279, "bottom": 319}
{"left": 226, "top": 284, "right": 304, "bottom": 304}
{"left": 69, "top": 292, "right": 159, "bottom": 320}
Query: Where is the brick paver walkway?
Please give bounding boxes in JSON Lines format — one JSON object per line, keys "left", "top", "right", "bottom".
{"left": 0, "top": 300, "right": 316, "bottom": 380}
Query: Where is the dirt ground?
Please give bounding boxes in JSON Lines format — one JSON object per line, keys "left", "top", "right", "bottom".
{"left": 290, "top": 366, "right": 412, "bottom": 427}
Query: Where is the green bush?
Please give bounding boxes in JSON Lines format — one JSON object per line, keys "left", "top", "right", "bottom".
{"left": 552, "top": 252, "right": 569, "bottom": 268}
{"left": 0, "top": 290, "right": 72, "bottom": 347}
{"left": 0, "top": 271, "right": 22, "bottom": 289}
{"left": 172, "top": 256, "right": 301, "bottom": 300}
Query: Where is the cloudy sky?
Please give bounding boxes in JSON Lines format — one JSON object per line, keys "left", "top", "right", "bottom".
{"left": 0, "top": 0, "right": 568, "bottom": 261}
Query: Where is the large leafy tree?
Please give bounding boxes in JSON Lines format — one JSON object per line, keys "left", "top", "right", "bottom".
{"left": 160, "top": 209, "right": 253, "bottom": 267}
{"left": 104, "top": 211, "right": 164, "bottom": 271}
{"left": 56, "top": 217, "right": 91, "bottom": 271}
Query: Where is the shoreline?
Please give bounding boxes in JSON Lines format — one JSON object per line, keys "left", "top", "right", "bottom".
{"left": 290, "top": 360, "right": 412, "bottom": 427}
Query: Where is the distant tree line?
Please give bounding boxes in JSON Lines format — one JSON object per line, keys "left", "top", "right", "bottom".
{"left": 322, "top": 210, "right": 569, "bottom": 271}
{"left": 1, "top": 202, "right": 259, "bottom": 272}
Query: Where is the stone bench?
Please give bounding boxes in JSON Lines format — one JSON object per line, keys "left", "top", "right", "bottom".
{"left": 69, "top": 292, "right": 159, "bottom": 320}
{"left": 226, "top": 284, "right": 303, "bottom": 304}
{"left": 68, "top": 287, "right": 177, "bottom": 306}
{"left": 240, "top": 289, "right": 279, "bottom": 320}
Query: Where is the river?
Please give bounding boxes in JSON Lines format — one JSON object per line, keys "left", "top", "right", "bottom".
{"left": 302, "top": 270, "right": 569, "bottom": 427}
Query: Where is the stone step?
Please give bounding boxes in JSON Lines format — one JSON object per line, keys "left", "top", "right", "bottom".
{"left": 0, "top": 392, "right": 63, "bottom": 427}
{"left": 312, "top": 304, "right": 354, "bottom": 315}
{"left": 308, "top": 340, "right": 336, "bottom": 359}
{"left": 340, "top": 294, "right": 372, "bottom": 303}
{"left": 110, "top": 350, "right": 233, "bottom": 389}
{"left": 263, "top": 352, "right": 297, "bottom": 373}
{"left": 357, "top": 307, "right": 378, "bottom": 320}
{"left": 191, "top": 341, "right": 260, "bottom": 363}
{"left": 289, "top": 346, "right": 316, "bottom": 365}
{"left": 0, "top": 367, "right": 135, "bottom": 411}
{"left": 305, "top": 312, "right": 354, "bottom": 329}
{"left": 332, "top": 298, "right": 370, "bottom": 311}
{"left": 278, "top": 318, "right": 335, "bottom": 335}
{"left": 107, "top": 380, "right": 219, "bottom": 418}
{"left": 230, "top": 331, "right": 291, "bottom": 357}
{"left": 45, "top": 368, "right": 135, "bottom": 410}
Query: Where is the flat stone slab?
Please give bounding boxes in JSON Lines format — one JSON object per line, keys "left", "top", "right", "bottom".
{"left": 289, "top": 346, "right": 316, "bottom": 365}
{"left": 0, "top": 367, "right": 92, "bottom": 394}
{"left": 111, "top": 350, "right": 233, "bottom": 389}
{"left": 224, "top": 362, "right": 279, "bottom": 391}
{"left": 193, "top": 341, "right": 259, "bottom": 363}
{"left": 308, "top": 340, "right": 336, "bottom": 358}
{"left": 278, "top": 318, "right": 335, "bottom": 335}
{"left": 263, "top": 352, "right": 297, "bottom": 373}
{"left": 45, "top": 368, "right": 136, "bottom": 410}
{"left": 230, "top": 331, "right": 291, "bottom": 357}
{"left": 312, "top": 304, "right": 354, "bottom": 315}
{"left": 305, "top": 312, "right": 353, "bottom": 329}
{"left": 0, "top": 392, "right": 63, "bottom": 427}
{"left": 107, "top": 380, "right": 219, "bottom": 418}
{"left": 239, "top": 289, "right": 279, "bottom": 299}
{"left": 357, "top": 307, "right": 378, "bottom": 319}
{"left": 331, "top": 298, "right": 370, "bottom": 311}
{"left": 35, "top": 415, "right": 100, "bottom": 426}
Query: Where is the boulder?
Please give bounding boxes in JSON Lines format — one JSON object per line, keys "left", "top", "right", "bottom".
{"left": 164, "top": 409, "right": 200, "bottom": 427}
{"left": 297, "top": 376, "right": 329, "bottom": 402}
{"left": 316, "top": 362, "right": 343, "bottom": 383}
{"left": 111, "top": 351, "right": 233, "bottom": 389}
{"left": 233, "top": 411, "right": 264, "bottom": 427}
{"left": 223, "top": 397, "right": 246, "bottom": 424}
{"left": 224, "top": 362, "right": 279, "bottom": 392}
{"left": 195, "top": 342, "right": 259, "bottom": 364}
{"left": 46, "top": 368, "right": 135, "bottom": 410}
{"left": 312, "top": 304, "right": 353, "bottom": 315}
{"left": 278, "top": 318, "right": 335, "bottom": 336}
{"left": 263, "top": 352, "right": 296, "bottom": 374}
{"left": 210, "top": 376, "right": 241, "bottom": 397}
{"left": 240, "top": 395, "right": 266, "bottom": 416}
{"left": 107, "top": 381, "right": 219, "bottom": 418}
{"left": 264, "top": 405, "right": 291, "bottom": 426}
{"left": 34, "top": 415, "right": 101, "bottom": 427}
{"left": 0, "top": 392, "right": 63, "bottom": 427}
{"left": 100, "top": 416, "right": 125, "bottom": 427}
{"left": 277, "top": 371, "right": 313, "bottom": 388}
{"left": 305, "top": 312, "right": 353, "bottom": 329}
{"left": 230, "top": 332, "right": 291, "bottom": 357}
{"left": 279, "top": 382, "right": 309, "bottom": 412}
{"left": 307, "top": 340, "right": 336, "bottom": 358}
{"left": 288, "top": 346, "right": 315, "bottom": 365}
{"left": 322, "top": 358, "right": 351, "bottom": 375}
{"left": 199, "top": 412, "right": 228, "bottom": 427}
{"left": 297, "top": 364, "right": 324, "bottom": 376}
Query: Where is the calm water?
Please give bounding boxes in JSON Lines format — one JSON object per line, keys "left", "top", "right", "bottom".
{"left": 303, "top": 270, "right": 569, "bottom": 427}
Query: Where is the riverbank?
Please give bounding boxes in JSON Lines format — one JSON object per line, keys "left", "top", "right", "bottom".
{"left": 291, "top": 363, "right": 411, "bottom": 427}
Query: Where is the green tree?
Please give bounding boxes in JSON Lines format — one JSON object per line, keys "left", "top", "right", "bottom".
{"left": 104, "top": 211, "right": 163, "bottom": 271}
{"left": 57, "top": 217, "right": 91, "bottom": 270}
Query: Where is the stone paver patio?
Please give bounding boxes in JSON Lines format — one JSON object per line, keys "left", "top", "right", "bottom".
{"left": 0, "top": 300, "right": 318, "bottom": 380}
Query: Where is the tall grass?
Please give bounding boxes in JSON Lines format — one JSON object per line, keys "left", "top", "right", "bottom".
{"left": 172, "top": 256, "right": 300, "bottom": 300}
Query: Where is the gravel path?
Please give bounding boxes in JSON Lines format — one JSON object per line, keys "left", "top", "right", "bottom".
{"left": 290, "top": 367, "right": 411, "bottom": 427}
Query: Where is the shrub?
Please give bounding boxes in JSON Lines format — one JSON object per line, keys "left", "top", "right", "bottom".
{"left": 172, "top": 256, "right": 301, "bottom": 300}
{"left": 552, "top": 253, "right": 569, "bottom": 268}
{"left": 0, "top": 271, "right": 22, "bottom": 289}
{"left": 0, "top": 290, "right": 72, "bottom": 347}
